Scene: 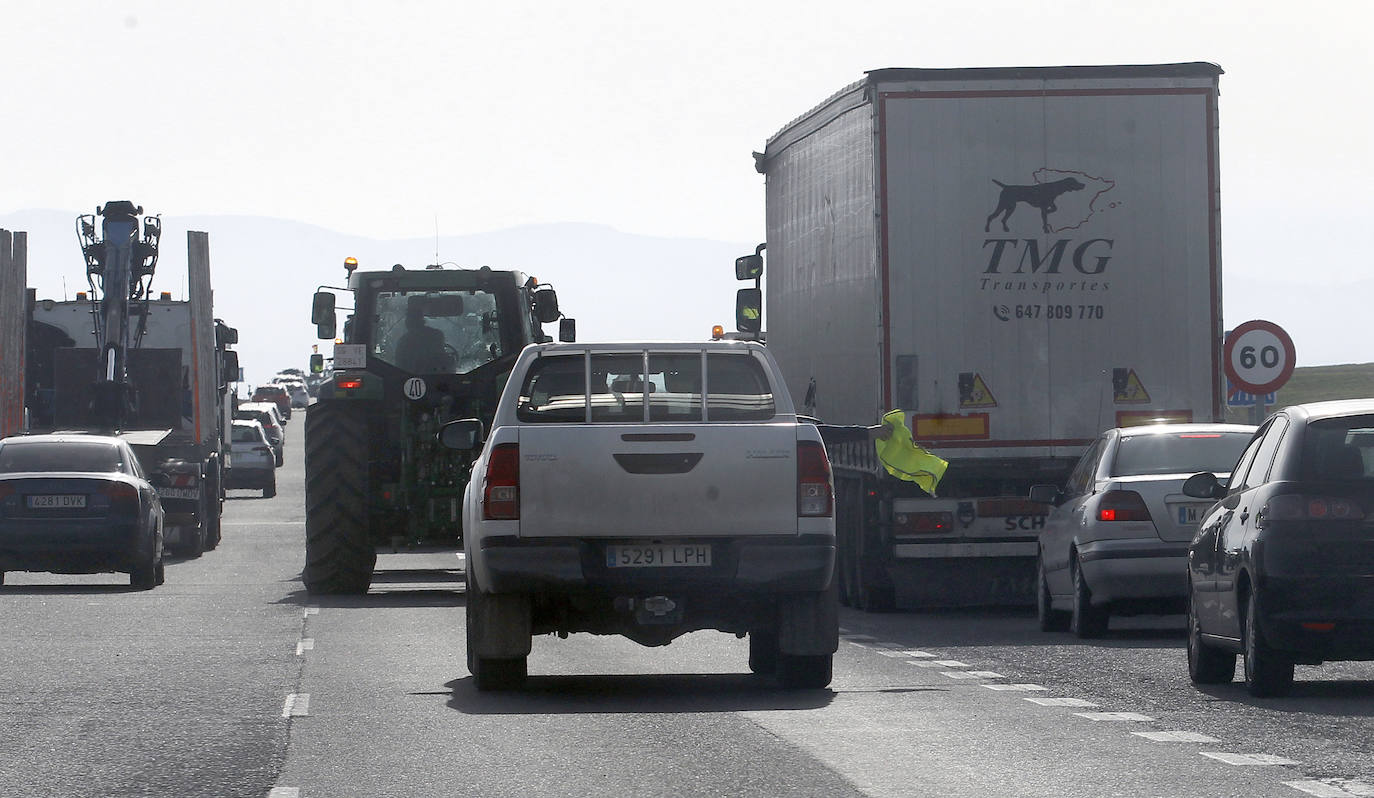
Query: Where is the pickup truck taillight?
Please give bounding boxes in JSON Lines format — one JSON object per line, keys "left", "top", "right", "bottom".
{"left": 483, "top": 443, "right": 520, "bottom": 520}
{"left": 798, "top": 440, "right": 833, "bottom": 517}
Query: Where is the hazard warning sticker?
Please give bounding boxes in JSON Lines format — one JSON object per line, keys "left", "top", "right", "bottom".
{"left": 958, "top": 372, "right": 998, "bottom": 409}
{"left": 1112, "top": 368, "right": 1151, "bottom": 404}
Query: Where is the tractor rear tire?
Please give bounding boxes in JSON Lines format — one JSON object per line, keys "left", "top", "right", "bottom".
{"left": 303, "top": 401, "right": 376, "bottom": 595}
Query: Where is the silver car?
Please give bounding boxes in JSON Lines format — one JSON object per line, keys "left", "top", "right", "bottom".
{"left": 1029, "top": 423, "right": 1255, "bottom": 637}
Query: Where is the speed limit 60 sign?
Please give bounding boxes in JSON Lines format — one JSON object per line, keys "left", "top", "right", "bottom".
{"left": 1224, "top": 320, "right": 1295, "bottom": 395}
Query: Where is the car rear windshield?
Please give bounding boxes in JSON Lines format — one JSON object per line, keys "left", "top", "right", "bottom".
{"left": 0, "top": 442, "right": 122, "bottom": 473}
{"left": 1300, "top": 415, "right": 1374, "bottom": 481}
{"left": 516, "top": 351, "right": 775, "bottom": 423}
{"left": 1110, "top": 431, "right": 1253, "bottom": 477}
{"left": 232, "top": 426, "right": 263, "bottom": 443}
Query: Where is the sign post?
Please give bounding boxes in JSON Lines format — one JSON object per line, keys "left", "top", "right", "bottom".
{"left": 1223, "top": 320, "right": 1296, "bottom": 424}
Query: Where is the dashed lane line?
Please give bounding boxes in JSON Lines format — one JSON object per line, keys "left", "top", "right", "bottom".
{"left": 1133, "top": 731, "right": 1221, "bottom": 743}
{"left": 1074, "top": 711, "right": 1154, "bottom": 722}
{"left": 1285, "top": 779, "right": 1374, "bottom": 797}
{"left": 296, "top": 638, "right": 315, "bottom": 656}
{"left": 282, "top": 693, "right": 310, "bottom": 718}
{"left": 302, "top": 607, "right": 319, "bottom": 618}
{"left": 267, "top": 789, "right": 300, "bottom": 798}
{"left": 1200, "top": 752, "right": 1300, "bottom": 766}
{"left": 1024, "top": 697, "right": 1098, "bottom": 707}
{"left": 982, "top": 683, "right": 1048, "bottom": 692}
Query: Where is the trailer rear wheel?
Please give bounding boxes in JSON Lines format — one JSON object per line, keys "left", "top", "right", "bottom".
{"left": 303, "top": 401, "right": 376, "bottom": 594}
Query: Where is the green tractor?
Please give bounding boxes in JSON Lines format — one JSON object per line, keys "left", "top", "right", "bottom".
{"left": 304, "top": 258, "right": 572, "bottom": 594}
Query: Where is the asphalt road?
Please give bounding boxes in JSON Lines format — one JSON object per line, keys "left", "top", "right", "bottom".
{"left": 3, "top": 410, "right": 1372, "bottom": 797}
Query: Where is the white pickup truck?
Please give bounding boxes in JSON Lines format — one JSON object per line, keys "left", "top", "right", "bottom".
{"left": 443, "top": 340, "right": 838, "bottom": 690}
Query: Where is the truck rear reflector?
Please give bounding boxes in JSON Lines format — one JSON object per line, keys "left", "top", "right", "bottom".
{"left": 483, "top": 443, "right": 520, "bottom": 520}
{"left": 913, "top": 413, "right": 990, "bottom": 441}
{"left": 798, "top": 440, "right": 833, "bottom": 517}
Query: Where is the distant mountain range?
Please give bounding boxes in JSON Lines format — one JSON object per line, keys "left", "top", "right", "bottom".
{"left": 0, "top": 209, "right": 753, "bottom": 387}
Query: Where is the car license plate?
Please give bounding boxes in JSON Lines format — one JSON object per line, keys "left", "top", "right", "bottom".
{"left": 606, "top": 544, "right": 711, "bottom": 568}
{"left": 26, "top": 494, "right": 87, "bottom": 509}
{"left": 1177, "top": 504, "right": 1208, "bottom": 525}
{"left": 157, "top": 486, "right": 200, "bottom": 501}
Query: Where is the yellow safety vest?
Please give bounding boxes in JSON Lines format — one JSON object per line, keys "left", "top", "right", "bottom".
{"left": 874, "top": 409, "right": 949, "bottom": 496}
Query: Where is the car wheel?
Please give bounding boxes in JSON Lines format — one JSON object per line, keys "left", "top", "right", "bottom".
{"left": 748, "top": 631, "right": 780, "bottom": 675}
{"left": 1243, "top": 591, "right": 1294, "bottom": 697}
{"left": 1070, "top": 556, "right": 1108, "bottom": 639}
{"left": 1186, "top": 588, "right": 1234, "bottom": 684}
{"left": 264, "top": 472, "right": 277, "bottom": 499}
{"left": 777, "top": 653, "right": 833, "bottom": 689}
{"left": 275, "top": 451, "right": 284, "bottom": 468}
{"left": 130, "top": 544, "right": 159, "bottom": 591}
{"left": 1036, "top": 551, "right": 1070, "bottom": 632}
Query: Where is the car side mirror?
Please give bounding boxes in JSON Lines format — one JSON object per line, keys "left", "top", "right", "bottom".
{"left": 559, "top": 317, "right": 576, "bottom": 342}
{"left": 1028, "top": 484, "right": 1063, "bottom": 506}
{"left": 1182, "top": 472, "right": 1224, "bottom": 500}
{"left": 438, "top": 418, "right": 485, "bottom": 451}
{"left": 312, "top": 291, "right": 337, "bottom": 340}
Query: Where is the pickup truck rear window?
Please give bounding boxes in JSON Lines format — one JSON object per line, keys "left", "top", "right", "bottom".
{"left": 516, "top": 352, "right": 774, "bottom": 423}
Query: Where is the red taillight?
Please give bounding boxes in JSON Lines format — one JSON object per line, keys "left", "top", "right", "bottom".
{"left": 798, "top": 440, "right": 833, "bottom": 518}
{"left": 1258, "top": 494, "right": 1364, "bottom": 527}
{"left": 102, "top": 482, "right": 139, "bottom": 510}
{"left": 337, "top": 378, "right": 363, "bottom": 390}
{"left": 483, "top": 443, "right": 520, "bottom": 520}
{"left": 0, "top": 483, "right": 14, "bottom": 500}
{"left": 1097, "top": 490, "right": 1151, "bottom": 522}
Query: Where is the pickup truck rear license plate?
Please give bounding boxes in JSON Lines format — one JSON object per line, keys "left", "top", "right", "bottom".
{"left": 606, "top": 544, "right": 711, "bottom": 568}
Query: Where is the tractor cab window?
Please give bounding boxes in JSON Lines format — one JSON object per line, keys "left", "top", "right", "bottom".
{"left": 371, "top": 290, "right": 504, "bottom": 374}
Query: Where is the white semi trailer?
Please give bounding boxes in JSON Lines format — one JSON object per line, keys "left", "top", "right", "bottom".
{"left": 747, "top": 63, "right": 1224, "bottom": 609}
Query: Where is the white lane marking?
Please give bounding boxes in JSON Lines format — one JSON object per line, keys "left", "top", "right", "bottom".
{"left": 896, "top": 650, "right": 936, "bottom": 658}
{"left": 905, "top": 661, "right": 944, "bottom": 668}
{"left": 296, "top": 638, "right": 315, "bottom": 656}
{"left": 1024, "top": 697, "right": 1098, "bottom": 707}
{"left": 966, "top": 671, "right": 1004, "bottom": 679}
{"left": 932, "top": 660, "right": 969, "bottom": 668}
{"left": 222, "top": 521, "right": 306, "bottom": 526}
{"left": 303, "top": 607, "right": 319, "bottom": 618}
{"left": 841, "top": 634, "right": 876, "bottom": 642}
{"left": 282, "top": 693, "right": 310, "bottom": 718}
{"left": 941, "top": 671, "right": 981, "bottom": 679}
{"left": 268, "top": 789, "right": 301, "bottom": 798}
{"left": 1133, "top": 731, "right": 1221, "bottom": 743}
{"left": 1074, "top": 711, "right": 1154, "bottom": 722}
{"left": 1285, "top": 779, "right": 1374, "bottom": 797}
{"left": 875, "top": 649, "right": 915, "bottom": 658}
{"left": 1201, "top": 752, "right": 1299, "bottom": 766}
{"left": 983, "top": 683, "right": 1047, "bottom": 692}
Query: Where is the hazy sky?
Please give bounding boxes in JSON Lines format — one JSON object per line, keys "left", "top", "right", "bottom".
{"left": 5, "top": 0, "right": 1373, "bottom": 365}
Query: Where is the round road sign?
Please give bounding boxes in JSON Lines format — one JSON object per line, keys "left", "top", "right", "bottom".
{"left": 1224, "top": 320, "right": 1295, "bottom": 395}
{"left": 403, "top": 377, "right": 427, "bottom": 400}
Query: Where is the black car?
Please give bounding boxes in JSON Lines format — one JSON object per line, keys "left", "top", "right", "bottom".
{"left": 1183, "top": 399, "right": 1374, "bottom": 696}
{"left": 0, "top": 434, "right": 166, "bottom": 589}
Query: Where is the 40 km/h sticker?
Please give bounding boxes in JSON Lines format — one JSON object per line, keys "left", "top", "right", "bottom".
{"left": 1224, "top": 320, "right": 1296, "bottom": 395}
{"left": 403, "top": 377, "right": 427, "bottom": 400}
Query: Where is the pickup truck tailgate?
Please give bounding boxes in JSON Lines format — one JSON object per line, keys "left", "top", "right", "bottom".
{"left": 516, "top": 423, "right": 799, "bottom": 538}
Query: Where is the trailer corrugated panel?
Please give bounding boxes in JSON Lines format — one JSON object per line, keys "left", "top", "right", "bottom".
{"left": 763, "top": 83, "right": 883, "bottom": 422}
{"left": 187, "top": 231, "right": 217, "bottom": 448}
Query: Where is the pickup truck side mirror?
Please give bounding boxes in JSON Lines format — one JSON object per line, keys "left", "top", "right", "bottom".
{"left": 1028, "top": 484, "right": 1063, "bottom": 506}
{"left": 438, "top": 418, "right": 485, "bottom": 451}
{"left": 1182, "top": 472, "right": 1225, "bottom": 500}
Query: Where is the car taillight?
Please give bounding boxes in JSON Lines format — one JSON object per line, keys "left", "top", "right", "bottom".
{"left": 483, "top": 443, "right": 520, "bottom": 520}
{"left": 798, "top": 440, "right": 833, "bottom": 518}
{"left": 1258, "top": 494, "right": 1364, "bottom": 527}
{"left": 1097, "top": 490, "right": 1151, "bottom": 522}
{"left": 102, "top": 482, "right": 139, "bottom": 511}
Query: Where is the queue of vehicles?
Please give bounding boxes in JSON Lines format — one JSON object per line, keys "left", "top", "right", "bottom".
{"left": 0, "top": 62, "right": 1370, "bottom": 699}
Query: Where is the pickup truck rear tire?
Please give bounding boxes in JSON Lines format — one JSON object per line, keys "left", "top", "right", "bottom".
{"left": 465, "top": 570, "right": 530, "bottom": 691}
{"left": 303, "top": 402, "right": 376, "bottom": 595}
{"left": 777, "top": 654, "right": 833, "bottom": 689}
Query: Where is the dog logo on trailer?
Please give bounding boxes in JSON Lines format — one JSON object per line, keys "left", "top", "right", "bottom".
{"left": 984, "top": 169, "right": 1115, "bottom": 233}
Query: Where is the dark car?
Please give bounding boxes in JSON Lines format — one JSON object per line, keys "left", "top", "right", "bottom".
{"left": 0, "top": 434, "right": 165, "bottom": 589}
{"left": 252, "top": 384, "right": 292, "bottom": 421}
{"left": 1184, "top": 399, "right": 1374, "bottom": 696}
